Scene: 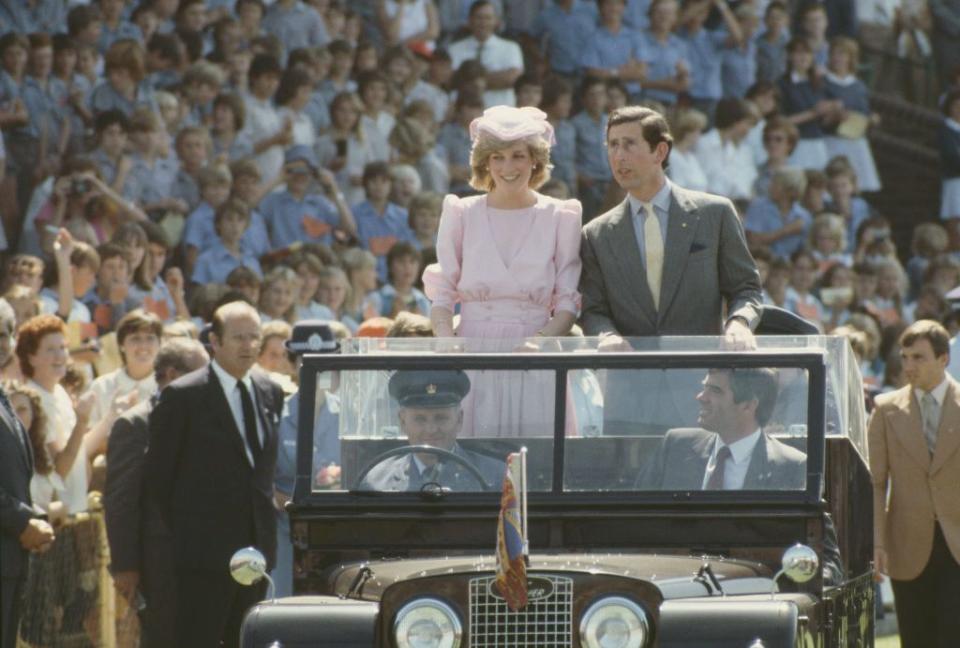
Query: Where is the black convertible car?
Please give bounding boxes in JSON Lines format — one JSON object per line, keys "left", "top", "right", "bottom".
{"left": 231, "top": 335, "right": 873, "bottom": 648}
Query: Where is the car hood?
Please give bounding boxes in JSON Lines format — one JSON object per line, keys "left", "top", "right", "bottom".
{"left": 328, "top": 553, "right": 773, "bottom": 601}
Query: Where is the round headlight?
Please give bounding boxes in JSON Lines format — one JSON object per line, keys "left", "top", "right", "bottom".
{"left": 579, "top": 596, "right": 650, "bottom": 648}
{"left": 394, "top": 599, "right": 462, "bottom": 648}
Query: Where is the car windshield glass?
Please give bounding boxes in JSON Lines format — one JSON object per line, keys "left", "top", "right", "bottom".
{"left": 300, "top": 336, "right": 857, "bottom": 495}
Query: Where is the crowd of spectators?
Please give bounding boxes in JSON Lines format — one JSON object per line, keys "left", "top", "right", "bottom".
{"left": 1, "top": 0, "right": 960, "bottom": 639}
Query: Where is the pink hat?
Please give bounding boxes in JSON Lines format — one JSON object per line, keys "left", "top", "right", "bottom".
{"left": 469, "top": 106, "right": 556, "bottom": 146}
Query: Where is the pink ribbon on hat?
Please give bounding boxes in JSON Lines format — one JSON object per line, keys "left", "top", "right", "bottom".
{"left": 469, "top": 105, "right": 556, "bottom": 146}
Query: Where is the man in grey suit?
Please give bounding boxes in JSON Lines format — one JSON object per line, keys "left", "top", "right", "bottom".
{"left": 579, "top": 106, "right": 762, "bottom": 344}
{"left": 104, "top": 337, "right": 209, "bottom": 648}
{"left": 639, "top": 368, "right": 806, "bottom": 490}
{"left": 361, "top": 370, "right": 505, "bottom": 492}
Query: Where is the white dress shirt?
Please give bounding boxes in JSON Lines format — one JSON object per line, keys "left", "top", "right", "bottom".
{"left": 448, "top": 34, "right": 523, "bottom": 107}
{"left": 701, "top": 428, "right": 762, "bottom": 490}
{"left": 211, "top": 360, "right": 265, "bottom": 467}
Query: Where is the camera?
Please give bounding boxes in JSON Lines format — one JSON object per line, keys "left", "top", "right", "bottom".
{"left": 70, "top": 177, "right": 91, "bottom": 195}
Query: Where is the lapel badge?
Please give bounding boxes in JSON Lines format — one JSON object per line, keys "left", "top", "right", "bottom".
{"left": 426, "top": 384, "right": 437, "bottom": 395}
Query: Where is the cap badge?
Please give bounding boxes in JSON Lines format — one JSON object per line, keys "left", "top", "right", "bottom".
{"left": 426, "top": 384, "right": 437, "bottom": 395}
{"left": 307, "top": 333, "right": 324, "bottom": 351}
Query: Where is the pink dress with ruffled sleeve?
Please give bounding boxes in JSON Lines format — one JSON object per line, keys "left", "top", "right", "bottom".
{"left": 423, "top": 193, "right": 582, "bottom": 437}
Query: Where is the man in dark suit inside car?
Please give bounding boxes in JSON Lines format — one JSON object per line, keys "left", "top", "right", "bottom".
{"left": 360, "top": 370, "right": 505, "bottom": 492}
{"left": 639, "top": 367, "right": 806, "bottom": 490}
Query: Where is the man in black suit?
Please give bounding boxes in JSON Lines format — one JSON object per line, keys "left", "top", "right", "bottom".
{"left": 639, "top": 368, "right": 806, "bottom": 490}
{"left": 361, "top": 370, "right": 505, "bottom": 492}
{"left": 104, "top": 337, "right": 209, "bottom": 648}
{"left": 145, "top": 302, "right": 284, "bottom": 648}
{"left": 1, "top": 302, "right": 55, "bottom": 648}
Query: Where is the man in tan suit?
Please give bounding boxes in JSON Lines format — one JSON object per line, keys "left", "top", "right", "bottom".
{"left": 869, "top": 320, "right": 960, "bottom": 648}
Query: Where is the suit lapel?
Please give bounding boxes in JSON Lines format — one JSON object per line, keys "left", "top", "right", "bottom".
{"left": 890, "top": 390, "right": 931, "bottom": 471}
{"left": 0, "top": 391, "right": 32, "bottom": 473}
{"left": 931, "top": 380, "right": 960, "bottom": 475}
{"left": 206, "top": 367, "right": 251, "bottom": 467}
{"left": 657, "top": 187, "right": 699, "bottom": 322}
{"left": 678, "top": 432, "right": 713, "bottom": 488}
{"left": 607, "top": 199, "right": 657, "bottom": 327}
{"left": 743, "top": 435, "right": 772, "bottom": 488}
{"left": 252, "top": 375, "right": 277, "bottom": 457}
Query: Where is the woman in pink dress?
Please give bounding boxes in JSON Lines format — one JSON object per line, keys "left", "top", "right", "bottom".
{"left": 423, "top": 106, "right": 582, "bottom": 438}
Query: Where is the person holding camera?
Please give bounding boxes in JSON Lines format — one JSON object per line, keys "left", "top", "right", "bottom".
{"left": 34, "top": 158, "right": 148, "bottom": 252}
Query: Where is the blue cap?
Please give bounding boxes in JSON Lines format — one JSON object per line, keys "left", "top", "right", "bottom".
{"left": 284, "top": 145, "right": 318, "bottom": 171}
{"left": 389, "top": 370, "right": 471, "bottom": 408}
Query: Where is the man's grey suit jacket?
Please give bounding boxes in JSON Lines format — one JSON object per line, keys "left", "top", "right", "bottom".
{"left": 361, "top": 444, "right": 505, "bottom": 492}
{"left": 638, "top": 428, "right": 807, "bottom": 490}
{"left": 579, "top": 184, "right": 762, "bottom": 336}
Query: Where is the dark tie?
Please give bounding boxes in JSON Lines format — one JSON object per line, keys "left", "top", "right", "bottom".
{"left": 237, "top": 381, "right": 262, "bottom": 465}
{"left": 705, "top": 445, "right": 732, "bottom": 490}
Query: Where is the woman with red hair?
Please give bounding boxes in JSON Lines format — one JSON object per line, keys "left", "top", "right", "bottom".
{"left": 15, "top": 315, "right": 96, "bottom": 514}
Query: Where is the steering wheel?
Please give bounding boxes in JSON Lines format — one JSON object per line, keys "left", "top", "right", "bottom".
{"left": 353, "top": 445, "right": 493, "bottom": 492}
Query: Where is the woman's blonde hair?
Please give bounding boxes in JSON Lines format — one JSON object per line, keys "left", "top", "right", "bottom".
{"left": 469, "top": 133, "right": 552, "bottom": 192}
{"left": 809, "top": 212, "right": 846, "bottom": 251}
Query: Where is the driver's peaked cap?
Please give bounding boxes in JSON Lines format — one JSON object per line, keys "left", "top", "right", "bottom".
{"left": 389, "top": 370, "right": 471, "bottom": 408}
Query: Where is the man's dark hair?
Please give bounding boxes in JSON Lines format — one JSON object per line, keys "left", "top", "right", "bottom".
{"left": 52, "top": 33, "right": 77, "bottom": 54}
{"left": 468, "top": 0, "right": 495, "bottom": 17}
{"left": 97, "top": 242, "right": 131, "bottom": 267}
{"left": 67, "top": 4, "right": 100, "bottom": 37}
{"left": 147, "top": 33, "right": 182, "bottom": 64}
{"left": 900, "top": 320, "right": 950, "bottom": 359}
{"left": 714, "top": 97, "right": 752, "bottom": 131}
{"left": 712, "top": 367, "right": 779, "bottom": 427}
{"left": 94, "top": 109, "right": 130, "bottom": 135}
{"left": 362, "top": 161, "right": 391, "bottom": 185}
{"left": 606, "top": 105, "right": 674, "bottom": 169}
{"left": 248, "top": 53, "right": 282, "bottom": 80}
{"left": 540, "top": 76, "right": 572, "bottom": 110}
{"left": 513, "top": 72, "right": 542, "bottom": 93}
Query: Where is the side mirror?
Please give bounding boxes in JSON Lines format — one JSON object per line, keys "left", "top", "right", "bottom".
{"left": 770, "top": 544, "right": 819, "bottom": 596}
{"left": 230, "top": 547, "right": 276, "bottom": 601}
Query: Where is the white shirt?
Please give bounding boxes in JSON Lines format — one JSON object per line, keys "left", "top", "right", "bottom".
{"left": 701, "top": 428, "right": 762, "bottom": 490}
{"left": 30, "top": 380, "right": 87, "bottom": 514}
{"left": 448, "top": 34, "right": 523, "bottom": 108}
{"left": 695, "top": 128, "right": 757, "bottom": 201}
{"left": 86, "top": 368, "right": 157, "bottom": 428}
{"left": 244, "top": 94, "right": 285, "bottom": 184}
{"left": 914, "top": 377, "right": 948, "bottom": 411}
{"left": 211, "top": 359, "right": 265, "bottom": 467}
{"left": 39, "top": 288, "right": 92, "bottom": 323}
{"left": 667, "top": 149, "right": 709, "bottom": 192}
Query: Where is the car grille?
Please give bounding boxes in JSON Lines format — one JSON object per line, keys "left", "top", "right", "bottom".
{"left": 468, "top": 574, "right": 573, "bottom": 646}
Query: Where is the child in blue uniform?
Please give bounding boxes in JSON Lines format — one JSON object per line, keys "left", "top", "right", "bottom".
{"left": 353, "top": 162, "right": 416, "bottom": 283}
{"left": 824, "top": 37, "right": 881, "bottom": 192}
{"left": 192, "top": 197, "right": 263, "bottom": 285}
{"left": 260, "top": 145, "right": 356, "bottom": 250}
